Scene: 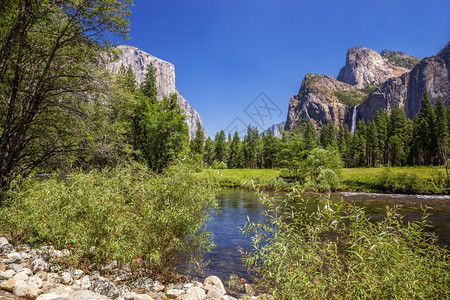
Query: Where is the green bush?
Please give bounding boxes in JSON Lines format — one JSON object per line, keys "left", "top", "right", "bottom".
{"left": 243, "top": 189, "right": 449, "bottom": 299}
{"left": 211, "top": 160, "right": 228, "bottom": 169}
{"left": 0, "top": 163, "right": 219, "bottom": 278}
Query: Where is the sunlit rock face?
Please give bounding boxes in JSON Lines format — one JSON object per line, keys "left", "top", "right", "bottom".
{"left": 105, "top": 45, "right": 205, "bottom": 139}
{"left": 337, "top": 46, "right": 410, "bottom": 89}
{"left": 285, "top": 42, "right": 449, "bottom": 133}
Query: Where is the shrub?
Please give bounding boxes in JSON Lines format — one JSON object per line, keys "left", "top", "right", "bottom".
{"left": 211, "top": 160, "right": 228, "bottom": 169}
{"left": 243, "top": 189, "right": 449, "bottom": 299}
{"left": 0, "top": 163, "right": 219, "bottom": 278}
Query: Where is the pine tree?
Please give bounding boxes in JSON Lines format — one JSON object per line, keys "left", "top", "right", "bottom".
{"left": 140, "top": 62, "right": 158, "bottom": 103}
{"left": 190, "top": 123, "right": 205, "bottom": 156}
{"left": 303, "top": 122, "right": 318, "bottom": 151}
{"left": 262, "top": 129, "right": 280, "bottom": 168}
{"left": 203, "top": 137, "right": 215, "bottom": 165}
{"left": 214, "top": 130, "right": 228, "bottom": 164}
{"left": 229, "top": 132, "right": 244, "bottom": 168}
{"left": 435, "top": 96, "right": 448, "bottom": 167}
{"left": 413, "top": 91, "right": 436, "bottom": 165}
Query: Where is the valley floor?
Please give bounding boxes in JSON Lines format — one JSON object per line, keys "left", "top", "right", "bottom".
{"left": 214, "top": 167, "right": 449, "bottom": 194}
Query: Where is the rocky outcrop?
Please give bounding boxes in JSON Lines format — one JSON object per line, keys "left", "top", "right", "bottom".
{"left": 261, "top": 122, "right": 285, "bottom": 138}
{"left": 105, "top": 45, "right": 205, "bottom": 139}
{"left": 357, "top": 42, "right": 449, "bottom": 122}
{"left": 285, "top": 74, "right": 357, "bottom": 131}
{"left": 380, "top": 49, "right": 421, "bottom": 69}
{"left": 337, "top": 46, "right": 411, "bottom": 88}
{"left": 404, "top": 42, "right": 450, "bottom": 118}
{"left": 357, "top": 73, "right": 410, "bottom": 122}
{"left": 285, "top": 42, "right": 449, "bottom": 133}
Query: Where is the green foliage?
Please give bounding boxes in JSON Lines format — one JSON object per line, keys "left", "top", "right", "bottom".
{"left": 243, "top": 189, "right": 449, "bottom": 299}
{"left": 333, "top": 85, "right": 375, "bottom": 107}
{"left": 134, "top": 67, "right": 189, "bottom": 172}
{"left": 388, "top": 56, "right": 421, "bottom": 69}
{"left": 0, "top": 163, "right": 219, "bottom": 278}
{"left": 0, "top": 0, "right": 132, "bottom": 191}
{"left": 211, "top": 160, "right": 228, "bottom": 169}
{"left": 281, "top": 147, "right": 343, "bottom": 191}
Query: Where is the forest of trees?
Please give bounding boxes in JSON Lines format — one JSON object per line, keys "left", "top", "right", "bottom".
{"left": 195, "top": 92, "right": 448, "bottom": 171}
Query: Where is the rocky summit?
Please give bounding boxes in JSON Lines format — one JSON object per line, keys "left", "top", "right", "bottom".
{"left": 285, "top": 41, "right": 449, "bottom": 132}
{"left": 337, "top": 46, "right": 411, "bottom": 89}
{"left": 105, "top": 45, "right": 205, "bottom": 139}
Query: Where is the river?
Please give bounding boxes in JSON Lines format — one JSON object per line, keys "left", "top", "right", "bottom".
{"left": 203, "top": 189, "right": 450, "bottom": 282}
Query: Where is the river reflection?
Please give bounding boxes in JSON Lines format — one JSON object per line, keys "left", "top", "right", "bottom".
{"left": 203, "top": 189, "right": 450, "bottom": 282}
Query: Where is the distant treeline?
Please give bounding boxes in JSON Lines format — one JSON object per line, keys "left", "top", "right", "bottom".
{"left": 193, "top": 91, "right": 449, "bottom": 169}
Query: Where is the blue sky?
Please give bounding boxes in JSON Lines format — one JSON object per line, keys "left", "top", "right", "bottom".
{"left": 125, "top": 0, "right": 449, "bottom": 137}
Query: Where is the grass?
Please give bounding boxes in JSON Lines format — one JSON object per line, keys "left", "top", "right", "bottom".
{"left": 211, "top": 167, "right": 449, "bottom": 194}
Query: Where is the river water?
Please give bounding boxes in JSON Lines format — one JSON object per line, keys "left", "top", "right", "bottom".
{"left": 203, "top": 189, "right": 450, "bottom": 281}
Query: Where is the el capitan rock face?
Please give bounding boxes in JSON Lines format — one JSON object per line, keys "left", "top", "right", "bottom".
{"left": 106, "top": 45, "right": 205, "bottom": 139}
{"left": 337, "top": 46, "right": 410, "bottom": 89}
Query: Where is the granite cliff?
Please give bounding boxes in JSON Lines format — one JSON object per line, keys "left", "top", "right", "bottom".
{"left": 337, "top": 46, "right": 410, "bottom": 89}
{"left": 285, "top": 42, "right": 449, "bottom": 133}
{"left": 105, "top": 45, "right": 205, "bottom": 139}
{"left": 357, "top": 42, "right": 449, "bottom": 122}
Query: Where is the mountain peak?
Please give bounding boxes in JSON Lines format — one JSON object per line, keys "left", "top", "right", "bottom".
{"left": 337, "top": 46, "right": 410, "bottom": 89}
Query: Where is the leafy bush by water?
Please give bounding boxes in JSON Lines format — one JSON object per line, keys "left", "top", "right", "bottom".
{"left": 0, "top": 163, "right": 219, "bottom": 278}
{"left": 243, "top": 188, "right": 449, "bottom": 299}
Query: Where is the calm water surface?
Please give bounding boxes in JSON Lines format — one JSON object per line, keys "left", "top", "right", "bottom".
{"left": 203, "top": 189, "right": 450, "bottom": 281}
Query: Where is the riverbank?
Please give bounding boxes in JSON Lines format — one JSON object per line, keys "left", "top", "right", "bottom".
{"left": 213, "top": 167, "right": 450, "bottom": 194}
{"left": 0, "top": 237, "right": 266, "bottom": 300}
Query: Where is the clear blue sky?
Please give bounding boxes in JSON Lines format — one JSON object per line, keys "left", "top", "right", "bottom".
{"left": 125, "top": 0, "right": 449, "bottom": 137}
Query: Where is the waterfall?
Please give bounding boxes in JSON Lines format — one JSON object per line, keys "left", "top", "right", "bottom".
{"left": 350, "top": 106, "right": 357, "bottom": 134}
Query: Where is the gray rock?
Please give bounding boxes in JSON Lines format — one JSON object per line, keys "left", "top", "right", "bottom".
{"left": 179, "top": 287, "right": 205, "bottom": 300}
{"left": 135, "top": 294, "right": 154, "bottom": 300}
{"left": 12, "top": 271, "right": 29, "bottom": 281}
{"left": 123, "top": 292, "right": 137, "bottom": 300}
{"left": 204, "top": 285, "right": 226, "bottom": 299}
{"left": 203, "top": 276, "right": 225, "bottom": 294}
{"left": 7, "top": 263, "right": 23, "bottom": 272}
{"left": 47, "top": 273, "right": 61, "bottom": 283}
{"left": 71, "top": 269, "right": 84, "bottom": 280}
{"left": 131, "top": 276, "right": 154, "bottom": 290}
{"left": 18, "top": 267, "right": 32, "bottom": 276}
{"left": 0, "top": 237, "right": 8, "bottom": 245}
{"left": 59, "top": 272, "right": 73, "bottom": 285}
{"left": 80, "top": 275, "right": 91, "bottom": 289}
{"left": 71, "top": 290, "right": 109, "bottom": 300}
{"left": 91, "top": 280, "right": 120, "bottom": 299}
{"left": 105, "top": 45, "right": 206, "bottom": 139}
{"left": 0, "top": 243, "right": 14, "bottom": 255}
{"left": 102, "top": 260, "right": 118, "bottom": 272}
{"left": 13, "top": 279, "right": 28, "bottom": 297}
{"left": 31, "top": 258, "right": 50, "bottom": 273}
{"left": 0, "top": 269, "right": 15, "bottom": 280}
{"left": 25, "top": 285, "right": 43, "bottom": 299}
{"left": 114, "top": 271, "right": 128, "bottom": 282}
{"left": 166, "top": 288, "right": 185, "bottom": 298}
{"left": 28, "top": 275, "right": 44, "bottom": 288}
{"left": 5, "top": 252, "right": 21, "bottom": 264}
{"left": 36, "top": 271, "right": 48, "bottom": 281}
{"left": 36, "top": 293, "right": 68, "bottom": 300}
